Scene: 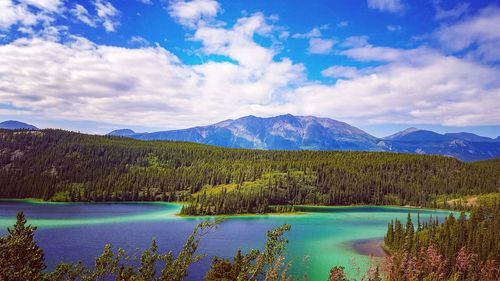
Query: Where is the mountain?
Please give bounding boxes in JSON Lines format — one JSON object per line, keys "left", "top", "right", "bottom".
{"left": 0, "top": 120, "right": 38, "bottom": 130}
{"left": 379, "top": 128, "right": 500, "bottom": 162}
{"left": 444, "top": 132, "right": 496, "bottom": 142}
{"left": 108, "top": 129, "right": 136, "bottom": 137}
{"left": 384, "top": 129, "right": 452, "bottom": 142}
{"left": 384, "top": 127, "right": 420, "bottom": 140}
{"left": 110, "top": 116, "right": 500, "bottom": 162}
{"left": 115, "top": 114, "right": 383, "bottom": 151}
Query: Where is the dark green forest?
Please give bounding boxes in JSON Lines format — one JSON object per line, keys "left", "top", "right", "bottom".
{"left": 1, "top": 129, "right": 499, "bottom": 215}
{"left": 383, "top": 198, "right": 499, "bottom": 280}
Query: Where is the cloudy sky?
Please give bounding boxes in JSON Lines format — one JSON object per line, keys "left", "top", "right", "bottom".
{"left": 0, "top": 0, "right": 499, "bottom": 137}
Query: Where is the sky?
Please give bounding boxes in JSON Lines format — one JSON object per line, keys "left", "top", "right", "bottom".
{"left": 0, "top": 0, "right": 499, "bottom": 138}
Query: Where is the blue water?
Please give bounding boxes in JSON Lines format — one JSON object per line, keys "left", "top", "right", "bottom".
{"left": 0, "top": 201, "right": 453, "bottom": 280}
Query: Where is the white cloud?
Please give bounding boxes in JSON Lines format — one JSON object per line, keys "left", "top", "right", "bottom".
{"left": 94, "top": 0, "right": 119, "bottom": 32}
{"left": 193, "top": 13, "right": 278, "bottom": 69}
{"left": 291, "top": 26, "right": 334, "bottom": 55}
{"left": 0, "top": 0, "right": 55, "bottom": 30}
{"left": 0, "top": 5, "right": 499, "bottom": 130}
{"left": 435, "top": 2, "right": 469, "bottom": 20}
{"left": 128, "top": 35, "right": 150, "bottom": 47}
{"left": 321, "top": 66, "right": 361, "bottom": 79}
{"left": 367, "top": 0, "right": 405, "bottom": 13}
{"left": 22, "top": 0, "right": 62, "bottom": 12}
{"left": 342, "top": 45, "right": 436, "bottom": 62}
{"left": 434, "top": 5, "right": 500, "bottom": 62}
{"left": 340, "top": 36, "right": 369, "bottom": 48}
{"left": 169, "top": 0, "right": 220, "bottom": 28}
{"left": 138, "top": 0, "right": 152, "bottom": 4}
{"left": 386, "top": 25, "right": 402, "bottom": 32}
{"left": 308, "top": 38, "right": 335, "bottom": 54}
{"left": 71, "top": 4, "right": 96, "bottom": 27}
{"left": 283, "top": 47, "right": 500, "bottom": 126}
{"left": 0, "top": 34, "right": 304, "bottom": 129}
{"left": 291, "top": 27, "right": 321, "bottom": 39}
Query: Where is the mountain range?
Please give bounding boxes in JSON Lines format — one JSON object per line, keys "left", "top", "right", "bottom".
{"left": 0, "top": 116, "right": 498, "bottom": 162}
{"left": 107, "top": 114, "right": 500, "bottom": 162}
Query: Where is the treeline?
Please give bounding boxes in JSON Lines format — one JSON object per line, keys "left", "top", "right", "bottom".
{"left": 180, "top": 188, "right": 271, "bottom": 215}
{"left": 1, "top": 129, "right": 499, "bottom": 214}
{"left": 383, "top": 198, "right": 500, "bottom": 280}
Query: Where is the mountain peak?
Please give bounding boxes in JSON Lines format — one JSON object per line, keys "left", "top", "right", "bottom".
{"left": 108, "top": 129, "right": 135, "bottom": 137}
{"left": 384, "top": 127, "right": 420, "bottom": 140}
{"left": 0, "top": 120, "right": 38, "bottom": 130}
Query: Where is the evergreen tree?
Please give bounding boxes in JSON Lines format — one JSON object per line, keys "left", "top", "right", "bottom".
{"left": 0, "top": 212, "right": 46, "bottom": 281}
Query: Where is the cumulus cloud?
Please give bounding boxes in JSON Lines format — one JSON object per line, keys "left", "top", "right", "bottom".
{"left": 292, "top": 26, "right": 334, "bottom": 55}
{"left": 285, "top": 47, "right": 500, "bottom": 126}
{"left": 434, "top": 5, "right": 500, "bottom": 63}
{"left": 1, "top": 2, "right": 499, "bottom": 130}
{"left": 193, "top": 12, "right": 279, "bottom": 69}
{"left": 128, "top": 35, "right": 150, "bottom": 47}
{"left": 168, "top": 0, "right": 220, "bottom": 28}
{"left": 367, "top": 0, "right": 405, "bottom": 13}
{"left": 71, "top": 4, "right": 96, "bottom": 27}
{"left": 308, "top": 38, "right": 335, "bottom": 54}
{"left": 23, "top": 0, "right": 62, "bottom": 12}
{"left": 291, "top": 27, "right": 321, "bottom": 39}
{"left": 340, "top": 35, "right": 369, "bottom": 48}
{"left": 321, "top": 66, "right": 361, "bottom": 79}
{"left": 94, "top": 0, "right": 120, "bottom": 32}
{"left": 0, "top": 0, "right": 55, "bottom": 30}
{"left": 0, "top": 33, "right": 304, "bottom": 128}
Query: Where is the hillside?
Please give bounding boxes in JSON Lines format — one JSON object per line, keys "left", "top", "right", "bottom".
{"left": 0, "top": 129, "right": 499, "bottom": 214}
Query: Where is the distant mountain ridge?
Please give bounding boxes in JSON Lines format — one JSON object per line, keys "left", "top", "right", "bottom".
{"left": 106, "top": 114, "right": 500, "bottom": 162}
{"left": 109, "top": 114, "right": 383, "bottom": 151}
{"left": 0, "top": 120, "right": 38, "bottom": 130}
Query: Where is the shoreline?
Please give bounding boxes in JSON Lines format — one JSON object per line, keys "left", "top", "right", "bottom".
{"left": 0, "top": 199, "right": 456, "bottom": 217}
{"left": 350, "top": 238, "right": 388, "bottom": 258}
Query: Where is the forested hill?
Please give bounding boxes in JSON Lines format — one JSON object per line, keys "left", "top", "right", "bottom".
{"left": 0, "top": 129, "right": 499, "bottom": 212}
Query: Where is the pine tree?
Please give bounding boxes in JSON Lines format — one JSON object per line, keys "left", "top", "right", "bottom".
{"left": 0, "top": 212, "right": 46, "bottom": 281}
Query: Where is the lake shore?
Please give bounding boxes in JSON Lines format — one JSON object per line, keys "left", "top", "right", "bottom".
{"left": 0, "top": 199, "right": 456, "bottom": 217}
{"left": 351, "top": 238, "right": 388, "bottom": 258}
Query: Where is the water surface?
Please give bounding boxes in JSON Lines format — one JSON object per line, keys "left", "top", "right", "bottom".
{"left": 0, "top": 201, "right": 453, "bottom": 280}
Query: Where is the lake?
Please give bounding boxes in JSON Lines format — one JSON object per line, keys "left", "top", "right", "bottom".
{"left": 0, "top": 201, "right": 453, "bottom": 280}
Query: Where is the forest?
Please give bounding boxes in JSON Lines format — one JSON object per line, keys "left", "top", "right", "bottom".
{"left": 383, "top": 197, "right": 499, "bottom": 280}
{"left": 1, "top": 129, "right": 499, "bottom": 215}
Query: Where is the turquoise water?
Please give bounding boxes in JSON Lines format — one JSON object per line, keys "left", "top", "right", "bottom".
{"left": 0, "top": 201, "right": 453, "bottom": 280}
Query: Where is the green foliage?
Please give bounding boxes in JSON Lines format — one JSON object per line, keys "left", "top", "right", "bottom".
{"left": 1, "top": 129, "right": 498, "bottom": 215}
{"left": 49, "top": 191, "right": 70, "bottom": 202}
{"left": 205, "top": 224, "right": 292, "bottom": 281}
{"left": 0, "top": 212, "right": 46, "bottom": 281}
{"left": 384, "top": 198, "right": 500, "bottom": 281}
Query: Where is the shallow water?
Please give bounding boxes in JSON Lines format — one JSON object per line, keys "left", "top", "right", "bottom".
{"left": 0, "top": 201, "right": 453, "bottom": 280}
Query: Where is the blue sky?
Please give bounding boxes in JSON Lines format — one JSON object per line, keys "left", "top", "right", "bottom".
{"left": 0, "top": 0, "right": 499, "bottom": 137}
